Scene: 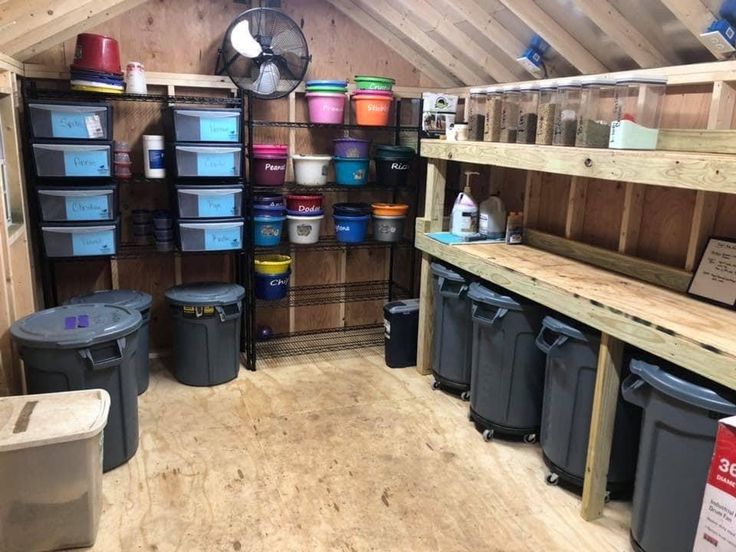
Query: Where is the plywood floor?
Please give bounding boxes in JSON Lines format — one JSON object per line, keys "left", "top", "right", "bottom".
{"left": 93, "top": 348, "right": 631, "bottom": 552}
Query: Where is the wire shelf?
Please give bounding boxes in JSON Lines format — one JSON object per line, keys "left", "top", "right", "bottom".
{"left": 255, "top": 324, "right": 384, "bottom": 359}
{"left": 28, "top": 87, "right": 242, "bottom": 106}
{"left": 254, "top": 236, "right": 413, "bottom": 253}
{"left": 256, "top": 280, "right": 410, "bottom": 308}
{"left": 251, "top": 120, "right": 415, "bottom": 131}
{"left": 251, "top": 182, "right": 410, "bottom": 193}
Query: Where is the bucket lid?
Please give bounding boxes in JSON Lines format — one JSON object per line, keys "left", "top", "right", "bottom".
{"left": 541, "top": 315, "right": 597, "bottom": 342}
{"left": 334, "top": 138, "right": 370, "bottom": 144}
{"left": 0, "top": 389, "right": 111, "bottom": 452}
{"left": 287, "top": 209, "right": 324, "bottom": 217}
{"left": 384, "top": 299, "right": 419, "bottom": 314}
{"left": 430, "top": 262, "right": 466, "bottom": 283}
{"left": 11, "top": 304, "right": 142, "bottom": 349}
{"left": 165, "top": 281, "right": 245, "bottom": 306}
{"left": 306, "top": 79, "right": 348, "bottom": 87}
{"left": 292, "top": 154, "right": 332, "bottom": 161}
{"left": 354, "top": 75, "right": 396, "bottom": 84}
{"left": 333, "top": 202, "right": 371, "bottom": 214}
{"left": 67, "top": 289, "right": 152, "bottom": 312}
{"left": 467, "top": 282, "right": 523, "bottom": 310}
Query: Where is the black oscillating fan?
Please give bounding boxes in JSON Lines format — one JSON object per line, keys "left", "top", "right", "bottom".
{"left": 216, "top": 7, "right": 311, "bottom": 100}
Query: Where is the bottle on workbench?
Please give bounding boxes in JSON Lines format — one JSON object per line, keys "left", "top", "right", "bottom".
{"left": 505, "top": 211, "right": 523, "bottom": 244}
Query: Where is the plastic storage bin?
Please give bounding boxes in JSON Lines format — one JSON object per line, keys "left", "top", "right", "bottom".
{"left": 484, "top": 86, "right": 502, "bottom": 142}
{"left": 535, "top": 83, "right": 558, "bottom": 145}
{"left": 430, "top": 262, "right": 473, "bottom": 396}
{"left": 11, "top": 304, "right": 142, "bottom": 472}
{"left": 37, "top": 185, "right": 117, "bottom": 222}
{"left": 610, "top": 76, "right": 667, "bottom": 150}
{"left": 178, "top": 218, "right": 243, "bottom": 252}
{"left": 384, "top": 299, "right": 419, "bottom": 368}
{"left": 67, "top": 290, "right": 153, "bottom": 395}
{"left": 41, "top": 220, "right": 119, "bottom": 257}
{"left": 516, "top": 84, "right": 539, "bottom": 144}
{"left": 171, "top": 143, "right": 242, "bottom": 178}
{"left": 165, "top": 107, "right": 242, "bottom": 142}
{"left": 553, "top": 82, "right": 582, "bottom": 147}
{"left": 176, "top": 185, "right": 243, "bottom": 218}
{"left": 165, "top": 282, "right": 245, "bottom": 386}
{"left": 467, "top": 88, "right": 486, "bottom": 141}
{"left": 576, "top": 78, "right": 615, "bottom": 148}
{"left": 535, "top": 316, "right": 641, "bottom": 494}
{"left": 468, "top": 282, "right": 546, "bottom": 441}
{"left": 28, "top": 101, "right": 112, "bottom": 140}
{"left": 623, "top": 357, "right": 736, "bottom": 552}
{"left": 499, "top": 86, "right": 520, "bottom": 143}
{"left": 32, "top": 141, "right": 112, "bottom": 178}
{"left": 0, "top": 389, "right": 110, "bottom": 552}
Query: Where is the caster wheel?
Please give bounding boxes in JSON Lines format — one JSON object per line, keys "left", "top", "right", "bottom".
{"left": 604, "top": 491, "right": 611, "bottom": 504}
{"left": 482, "top": 428, "right": 494, "bottom": 442}
{"left": 467, "top": 410, "right": 473, "bottom": 422}
{"left": 460, "top": 391, "right": 470, "bottom": 401}
{"left": 545, "top": 472, "right": 560, "bottom": 486}
{"left": 523, "top": 433, "right": 538, "bottom": 444}
{"left": 432, "top": 380, "right": 441, "bottom": 390}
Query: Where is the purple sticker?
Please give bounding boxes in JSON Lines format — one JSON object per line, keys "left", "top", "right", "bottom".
{"left": 77, "top": 315, "right": 89, "bottom": 328}
{"left": 64, "top": 316, "right": 77, "bottom": 329}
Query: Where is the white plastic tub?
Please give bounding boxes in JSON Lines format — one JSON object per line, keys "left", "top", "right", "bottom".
{"left": 293, "top": 154, "right": 332, "bottom": 186}
{"left": 286, "top": 213, "right": 323, "bottom": 244}
{"left": 0, "top": 389, "right": 110, "bottom": 552}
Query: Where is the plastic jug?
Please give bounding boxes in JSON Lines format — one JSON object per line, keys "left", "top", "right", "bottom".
{"left": 450, "top": 171, "right": 479, "bottom": 237}
{"left": 479, "top": 193, "right": 506, "bottom": 239}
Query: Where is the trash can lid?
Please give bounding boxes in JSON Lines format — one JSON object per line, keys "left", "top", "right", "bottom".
{"left": 468, "top": 282, "right": 525, "bottom": 310}
{"left": 541, "top": 315, "right": 597, "bottom": 342}
{"left": 164, "top": 281, "right": 245, "bottom": 306}
{"left": 0, "top": 389, "right": 110, "bottom": 452}
{"left": 67, "top": 289, "right": 152, "bottom": 312}
{"left": 11, "top": 304, "right": 142, "bottom": 349}
{"left": 384, "top": 299, "right": 419, "bottom": 314}
{"left": 430, "top": 262, "right": 466, "bottom": 283}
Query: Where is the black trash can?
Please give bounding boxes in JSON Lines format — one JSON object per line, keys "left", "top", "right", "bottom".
{"left": 11, "top": 304, "right": 142, "bottom": 472}
{"left": 383, "top": 299, "right": 419, "bottom": 368}
{"left": 67, "top": 289, "right": 153, "bottom": 394}
{"left": 623, "top": 357, "right": 736, "bottom": 552}
{"left": 430, "top": 262, "right": 473, "bottom": 397}
{"left": 467, "top": 282, "right": 546, "bottom": 442}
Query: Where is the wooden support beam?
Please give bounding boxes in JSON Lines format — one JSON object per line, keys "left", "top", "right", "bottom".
{"left": 581, "top": 333, "right": 624, "bottom": 520}
{"left": 565, "top": 177, "right": 588, "bottom": 240}
{"left": 523, "top": 172, "right": 542, "bottom": 228}
{"left": 618, "top": 183, "right": 645, "bottom": 255}
{"left": 496, "top": 0, "right": 607, "bottom": 74}
{"left": 660, "top": 0, "right": 722, "bottom": 59}
{"left": 572, "top": 0, "right": 669, "bottom": 67}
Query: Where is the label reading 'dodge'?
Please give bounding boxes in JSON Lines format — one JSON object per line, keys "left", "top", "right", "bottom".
{"left": 72, "top": 230, "right": 114, "bottom": 256}
{"left": 63, "top": 149, "right": 109, "bottom": 176}
{"left": 198, "top": 194, "right": 236, "bottom": 217}
{"left": 51, "top": 112, "right": 89, "bottom": 138}
{"left": 205, "top": 227, "right": 241, "bottom": 250}
{"left": 65, "top": 195, "right": 110, "bottom": 221}
{"left": 199, "top": 117, "right": 237, "bottom": 141}
{"left": 197, "top": 152, "right": 236, "bottom": 177}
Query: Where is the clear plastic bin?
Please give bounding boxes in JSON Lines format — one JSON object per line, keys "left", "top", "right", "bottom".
{"left": 610, "top": 76, "right": 667, "bottom": 150}
{"left": 484, "top": 86, "right": 502, "bottom": 142}
{"left": 37, "top": 185, "right": 117, "bottom": 222}
{"left": 176, "top": 185, "right": 243, "bottom": 218}
{"left": 178, "top": 218, "right": 244, "bottom": 251}
{"left": 517, "top": 84, "right": 539, "bottom": 144}
{"left": 171, "top": 144, "right": 242, "bottom": 179}
{"left": 165, "top": 107, "right": 242, "bottom": 142}
{"left": 576, "top": 78, "right": 615, "bottom": 148}
{"left": 32, "top": 142, "right": 112, "bottom": 178}
{"left": 499, "top": 86, "right": 520, "bottom": 143}
{"left": 41, "top": 220, "right": 119, "bottom": 257}
{"left": 535, "top": 82, "right": 557, "bottom": 145}
{"left": 466, "top": 89, "right": 486, "bottom": 141}
{"left": 28, "top": 101, "right": 112, "bottom": 140}
{"left": 552, "top": 82, "right": 582, "bottom": 147}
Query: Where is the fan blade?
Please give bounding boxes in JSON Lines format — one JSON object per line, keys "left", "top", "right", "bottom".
{"left": 230, "top": 20, "right": 262, "bottom": 58}
{"left": 253, "top": 61, "right": 281, "bottom": 96}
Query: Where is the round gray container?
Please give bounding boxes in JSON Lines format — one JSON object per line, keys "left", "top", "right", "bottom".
{"left": 468, "top": 282, "right": 546, "bottom": 440}
{"left": 10, "top": 304, "right": 142, "bottom": 472}
{"left": 624, "top": 358, "right": 736, "bottom": 552}
{"left": 164, "top": 282, "right": 245, "bottom": 386}
{"left": 373, "top": 215, "right": 405, "bottom": 243}
{"left": 67, "top": 289, "right": 153, "bottom": 394}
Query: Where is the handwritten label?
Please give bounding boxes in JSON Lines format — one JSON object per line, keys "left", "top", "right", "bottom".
{"left": 198, "top": 194, "right": 236, "bottom": 217}
{"left": 63, "top": 149, "right": 110, "bottom": 177}
{"left": 689, "top": 239, "right": 736, "bottom": 305}
{"left": 65, "top": 195, "right": 111, "bottom": 221}
{"left": 72, "top": 229, "right": 115, "bottom": 256}
{"left": 199, "top": 116, "right": 238, "bottom": 141}
{"left": 51, "top": 112, "right": 88, "bottom": 138}
{"left": 196, "top": 152, "right": 237, "bottom": 177}
{"left": 204, "top": 227, "right": 241, "bottom": 250}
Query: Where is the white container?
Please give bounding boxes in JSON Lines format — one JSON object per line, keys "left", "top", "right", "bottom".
{"left": 286, "top": 213, "right": 323, "bottom": 244}
{"left": 293, "top": 154, "right": 331, "bottom": 186}
{"left": 0, "top": 389, "right": 110, "bottom": 552}
{"left": 479, "top": 194, "right": 507, "bottom": 239}
{"left": 125, "top": 61, "right": 147, "bottom": 95}
{"left": 610, "top": 76, "right": 667, "bottom": 150}
{"left": 142, "top": 134, "right": 165, "bottom": 178}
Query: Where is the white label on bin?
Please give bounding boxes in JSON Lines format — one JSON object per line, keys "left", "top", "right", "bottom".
{"left": 63, "top": 150, "right": 109, "bottom": 176}
{"left": 72, "top": 229, "right": 114, "bottom": 256}
{"left": 204, "top": 227, "right": 241, "bottom": 250}
{"left": 65, "top": 195, "right": 110, "bottom": 220}
{"left": 85, "top": 115, "right": 104, "bottom": 138}
{"left": 197, "top": 153, "right": 236, "bottom": 177}
{"left": 200, "top": 117, "right": 237, "bottom": 141}
{"left": 198, "top": 194, "right": 236, "bottom": 217}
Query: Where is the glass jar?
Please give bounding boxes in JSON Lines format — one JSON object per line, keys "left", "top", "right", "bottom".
{"left": 499, "top": 86, "right": 520, "bottom": 143}
{"left": 552, "top": 81, "right": 582, "bottom": 146}
{"left": 609, "top": 76, "right": 667, "bottom": 150}
{"left": 517, "top": 84, "right": 539, "bottom": 144}
{"left": 575, "top": 78, "right": 615, "bottom": 148}
{"left": 535, "top": 82, "right": 557, "bottom": 145}
{"left": 484, "top": 86, "right": 502, "bottom": 142}
{"left": 467, "top": 88, "right": 486, "bottom": 141}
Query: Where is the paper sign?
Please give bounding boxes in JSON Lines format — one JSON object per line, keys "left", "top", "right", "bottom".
{"left": 148, "top": 149, "right": 165, "bottom": 170}
{"left": 63, "top": 149, "right": 110, "bottom": 177}
{"left": 72, "top": 229, "right": 115, "bottom": 256}
{"left": 200, "top": 117, "right": 238, "bottom": 141}
{"left": 204, "top": 227, "right": 241, "bottom": 250}
{"left": 196, "top": 152, "right": 237, "bottom": 177}
{"left": 65, "top": 195, "right": 111, "bottom": 221}
{"left": 51, "top": 112, "right": 89, "bottom": 139}
{"left": 689, "top": 238, "right": 736, "bottom": 306}
{"left": 85, "top": 114, "right": 104, "bottom": 138}
{"left": 198, "top": 194, "right": 236, "bottom": 217}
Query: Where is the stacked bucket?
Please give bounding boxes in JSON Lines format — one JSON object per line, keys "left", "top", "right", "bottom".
{"left": 333, "top": 137, "right": 370, "bottom": 187}
{"left": 371, "top": 203, "right": 408, "bottom": 243}
{"left": 305, "top": 79, "right": 348, "bottom": 124}
{"left": 351, "top": 75, "right": 395, "bottom": 126}
{"left": 286, "top": 193, "right": 323, "bottom": 245}
{"left": 254, "top": 255, "right": 291, "bottom": 301}
{"left": 374, "top": 145, "right": 414, "bottom": 187}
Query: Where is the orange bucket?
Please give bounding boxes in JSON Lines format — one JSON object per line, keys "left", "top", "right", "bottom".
{"left": 371, "top": 203, "right": 409, "bottom": 216}
{"left": 352, "top": 94, "right": 393, "bottom": 126}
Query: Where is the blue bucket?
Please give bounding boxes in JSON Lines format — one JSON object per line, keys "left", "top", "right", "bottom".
{"left": 254, "top": 204, "right": 285, "bottom": 217}
{"left": 334, "top": 157, "right": 369, "bottom": 186}
{"left": 255, "top": 270, "right": 290, "bottom": 300}
{"left": 334, "top": 214, "right": 370, "bottom": 243}
{"left": 253, "top": 215, "right": 285, "bottom": 247}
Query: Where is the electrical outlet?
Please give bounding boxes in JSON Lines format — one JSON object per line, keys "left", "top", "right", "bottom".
{"left": 700, "top": 30, "right": 736, "bottom": 57}
{"left": 516, "top": 48, "right": 544, "bottom": 78}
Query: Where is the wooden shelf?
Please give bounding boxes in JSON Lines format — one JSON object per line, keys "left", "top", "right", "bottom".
{"left": 421, "top": 139, "right": 736, "bottom": 194}
{"left": 415, "top": 230, "right": 736, "bottom": 390}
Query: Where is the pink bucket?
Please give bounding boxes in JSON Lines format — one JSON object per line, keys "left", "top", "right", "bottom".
{"left": 252, "top": 144, "right": 288, "bottom": 156}
{"left": 306, "top": 92, "right": 346, "bottom": 124}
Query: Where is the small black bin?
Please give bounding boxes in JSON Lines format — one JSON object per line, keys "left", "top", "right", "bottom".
{"left": 383, "top": 299, "right": 419, "bottom": 368}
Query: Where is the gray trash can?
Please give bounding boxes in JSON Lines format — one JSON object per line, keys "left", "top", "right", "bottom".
{"left": 535, "top": 316, "right": 641, "bottom": 495}
{"left": 164, "top": 282, "right": 244, "bottom": 386}
{"left": 67, "top": 289, "right": 152, "bottom": 395}
{"left": 10, "top": 304, "right": 142, "bottom": 472}
{"left": 430, "top": 262, "right": 472, "bottom": 397}
{"left": 623, "top": 358, "right": 736, "bottom": 552}
{"left": 467, "top": 282, "right": 546, "bottom": 442}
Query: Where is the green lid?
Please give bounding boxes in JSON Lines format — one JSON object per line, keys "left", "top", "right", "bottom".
{"left": 306, "top": 85, "right": 348, "bottom": 93}
{"left": 165, "top": 282, "right": 245, "bottom": 306}
{"left": 354, "top": 75, "right": 396, "bottom": 84}
{"left": 67, "top": 289, "right": 152, "bottom": 312}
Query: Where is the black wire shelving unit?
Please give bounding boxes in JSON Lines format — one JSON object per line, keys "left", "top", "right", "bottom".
{"left": 255, "top": 324, "right": 386, "bottom": 360}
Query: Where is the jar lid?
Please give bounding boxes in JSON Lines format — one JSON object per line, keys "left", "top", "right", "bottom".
{"left": 519, "top": 83, "right": 540, "bottom": 92}
{"left": 580, "top": 77, "right": 615, "bottom": 87}
{"left": 556, "top": 80, "right": 582, "bottom": 90}
{"left": 615, "top": 76, "right": 667, "bottom": 85}
{"left": 538, "top": 81, "right": 557, "bottom": 90}
{"left": 469, "top": 87, "right": 485, "bottom": 95}
{"left": 485, "top": 86, "right": 501, "bottom": 94}
{"left": 501, "top": 85, "right": 520, "bottom": 94}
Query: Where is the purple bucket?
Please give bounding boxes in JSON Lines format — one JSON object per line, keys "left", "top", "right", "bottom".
{"left": 333, "top": 138, "right": 371, "bottom": 159}
{"left": 252, "top": 154, "right": 288, "bottom": 187}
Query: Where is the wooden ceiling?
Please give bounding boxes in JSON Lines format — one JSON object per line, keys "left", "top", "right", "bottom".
{"left": 0, "top": 0, "right": 730, "bottom": 86}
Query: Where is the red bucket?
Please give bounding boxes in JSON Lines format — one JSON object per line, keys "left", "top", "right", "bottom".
{"left": 71, "top": 33, "right": 122, "bottom": 75}
{"left": 252, "top": 154, "right": 288, "bottom": 187}
{"left": 286, "top": 193, "right": 324, "bottom": 214}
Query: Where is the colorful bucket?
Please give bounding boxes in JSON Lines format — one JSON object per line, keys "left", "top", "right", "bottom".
{"left": 254, "top": 194, "right": 284, "bottom": 206}
{"left": 354, "top": 75, "right": 395, "bottom": 90}
{"left": 352, "top": 95, "right": 392, "bottom": 126}
{"left": 333, "top": 138, "right": 371, "bottom": 159}
{"left": 252, "top": 144, "right": 288, "bottom": 156}
{"left": 306, "top": 92, "right": 346, "bottom": 124}
{"left": 334, "top": 157, "right": 369, "bottom": 186}
{"left": 334, "top": 214, "right": 370, "bottom": 243}
{"left": 255, "top": 254, "right": 291, "bottom": 275}
{"left": 333, "top": 202, "right": 371, "bottom": 216}
{"left": 252, "top": 154, "right": 288, "bottom": 187}
{"left": 253, "top": 215, "right": 285, "bottom": 247}
{"left": 375, "top": 156, "right": 412, "bottom": 186}
{"left": 373, "top": 214, "right": 405, "bottom": 243}
{"left": 253, "top": 204, "right": 285, "bottom": 217}
{"left": 286, "top": 193, "right": 324, "bottom": 214}
{"left": 286, "top": 213, "right": 323, "bottom": 244}
{"left": 255, "top": 270, "right": 290, "bottom": 301}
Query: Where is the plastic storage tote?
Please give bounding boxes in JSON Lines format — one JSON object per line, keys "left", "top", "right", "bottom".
{"left": 37, "top": 185, "right": 117, "bottom": 222}
{"left": 430, "top": 262, "right": 473, "bottom": 396}
{"left": 384, "top": 299, "right": 419, "bottom": 368}
{"left": 165, "top": 107, "right": 242, "bottom": 142}
{"left": 177, "top": 218, "right": 244, "bottom": 252}
{"left": 164, "top": 282, "right": 245, "bottom": 386}
{"left": 0, "top": 389, "right": 110, "bottom": 552}
{"left": 468, "top": 282, "right": 546, "bottom": 441}
{"left": 175, "top": 185, "right": 243, "bottom": 218}
{"left": 41, "top": 220, "right": 119, "bottom": 257}
{"left": 28, "top": 101, "right": 112, "bottom": 140}
{"left": 32, "top": 141, "right": 112, "bottom": 178}
{"left": 10, "top": 304, "right": 142, "bottom": 472}
{"left": 67, "top": 289, "right": 153, "bottom": 395}
{"left": 170, "top": 143, "right": 242, "bottom": 178}
{"left": 535, "top": 316, "right": 641, "bottom": 494}
{"left": 610, "top": 76, "right": 667, "bottom": 150}
{"left": 623, "top": 357, "right": 736, "bottom": 552}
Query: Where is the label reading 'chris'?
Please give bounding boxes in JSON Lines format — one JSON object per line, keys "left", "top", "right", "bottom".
{"left": 65, "top": 195, "right": 110, "bottom": 221}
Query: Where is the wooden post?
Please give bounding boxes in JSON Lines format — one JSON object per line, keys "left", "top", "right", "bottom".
{"left": 581, "top": 332, "right": 625, "bottom": 520}
{"left": 565, "top": 176, "right": 588, "bottom": 240}
{"left": 523, "top": 171, "right": 542, "bottom": 228}
{"left": 618, "top": 182, "right": 645, "bottom": 254}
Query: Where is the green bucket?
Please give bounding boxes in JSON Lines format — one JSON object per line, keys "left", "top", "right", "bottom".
{"left": 354, "top": 75, "right": 396, "bottom": 91}
{"left": 306, "top": 85, "right": 348, "bottom": 93}
{"left": 375, "top": 145, "right": 414, "bottom": 158}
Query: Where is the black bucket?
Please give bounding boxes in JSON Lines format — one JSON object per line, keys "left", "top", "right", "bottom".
{"left": 375, "top": 156, "right": 412, "bottom": 186}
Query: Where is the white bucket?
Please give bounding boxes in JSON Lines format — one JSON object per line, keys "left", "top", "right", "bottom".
{"left": 142, "top": 135, "right": 165, "bottom": 178}
{"left": 293, "top": 154, "right": 331, "bottom": 186}
{"left": 287, "top": 214, "right": 323, "bottom": 244}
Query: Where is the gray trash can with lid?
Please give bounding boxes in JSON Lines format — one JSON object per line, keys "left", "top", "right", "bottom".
{"left": 165, "top": 282, "right": 244, "bottom": 386}
{"left": 623, "top": 357, "right": 736, "bottom": 552}
{"left": 430, "top": 262, "right": 472, "bottom": 396}
{"left": 535, "top": 315, "right": 641, "bottom": 494}
{"left": 468, "top": 282, "right": 546, "bottom": 441}
{"left": 67, "top": 289, "right": 152, "bottom": 395}
{"left": 10, "top": 303, "right": 142, "bottom": 472}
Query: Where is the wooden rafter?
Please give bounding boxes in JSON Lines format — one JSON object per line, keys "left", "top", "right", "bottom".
{"left": 659, "top": 0, "right": 721, "bottom": 59}
{"left": 497, "top": 0, "right": 607, "bottom": 74}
